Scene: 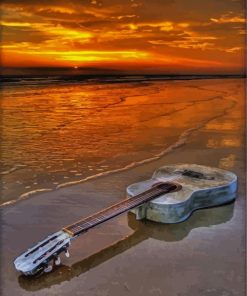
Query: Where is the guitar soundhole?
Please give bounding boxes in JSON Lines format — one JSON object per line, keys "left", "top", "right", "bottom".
{"left": 156, "top": 182, "right": 182, "bottom": 192}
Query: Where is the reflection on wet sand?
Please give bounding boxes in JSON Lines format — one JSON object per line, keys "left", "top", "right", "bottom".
{"left": 19, "top": 202, "right": 234, "bottom": 292}
{"left": 219, "top": 154, "right": 236, "bottom": 169}
{"left": 207, "top": 137, "right": 242, "bottom": 149}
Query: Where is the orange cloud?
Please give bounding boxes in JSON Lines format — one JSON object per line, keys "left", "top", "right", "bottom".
{"left": 224, "top": 47, "right": 242, "bottom": 53}
{"left": 1, "top": 0, "right": 245, "bottom": 73}
{"left": 0, "top": 21, "right": 32, "bottom": 27}
{"left": 111, "top": 14, "right": 137, "bottom": 20}
{"left": 1, "top": 20, "right": 93, "bottom": 43}
{"left": 3, "top": 45, "right": 150, "bottom": 63}
{"left": 211, "top": 15, "right": 245, "bottom": 23}
{"left": 37, "top": 6, "right": 76, "bottom": 15}
{"left": 122, "top": 21, "right": 177, "bottom": 32}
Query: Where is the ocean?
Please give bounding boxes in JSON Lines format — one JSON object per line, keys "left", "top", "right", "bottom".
{"left": 0, "top": 74, "right": 242, "bottom": 206}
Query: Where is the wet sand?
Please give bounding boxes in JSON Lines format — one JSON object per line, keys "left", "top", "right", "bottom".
{"left": 0, "top": 78, "right": 245, "bottom": 296}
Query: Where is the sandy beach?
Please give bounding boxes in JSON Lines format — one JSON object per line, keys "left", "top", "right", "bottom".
{"left": 0, "top": 78, "right": 245, "bottom": 296}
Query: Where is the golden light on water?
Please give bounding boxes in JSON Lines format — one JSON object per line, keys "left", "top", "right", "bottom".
{"left": 1, "top": 77, "right": 244, "bottom": 204}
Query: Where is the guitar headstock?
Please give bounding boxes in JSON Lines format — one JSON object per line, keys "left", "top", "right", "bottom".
{"left": 14, "top": 230, "right": 72, "bottom": 276}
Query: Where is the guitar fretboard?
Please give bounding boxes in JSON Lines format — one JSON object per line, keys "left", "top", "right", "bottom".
{"left": 63, "top": 182, "right": 179, "bottom": 236}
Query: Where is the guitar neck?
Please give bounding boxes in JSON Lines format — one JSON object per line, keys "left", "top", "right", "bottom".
{"left": 63, "top": 182, "right": 178, "bottom": 237}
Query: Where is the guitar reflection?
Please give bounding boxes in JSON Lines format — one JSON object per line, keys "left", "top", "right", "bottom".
{"left": 18, "top": 201, "right": 234, "bottom": 291}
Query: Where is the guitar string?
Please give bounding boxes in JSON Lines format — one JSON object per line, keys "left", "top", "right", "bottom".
{"left": 68, "top": 188, "right": 165, "bottom": 232}
{"left": 68, "top": 170, "right": 225, "bottom": 235}
{"left": 66, "top": 186, "right": 172, "bottom": 233}
{"left": 68, "top": 185, "right": 173, "bottom": 226}
{"left": 63, "top": 177, "right": 183, "bottom": 231}
{"left": 66, "top": 183, "right": 177, "bottom": 233}
{"left": 66, "top": 183, "right": 177, "bottom": 234}
{"left": 66, "top": 187, "right": 167, "bottom": 233}
{"left": 67, "top": 189, "right": 167, "bottom": 234}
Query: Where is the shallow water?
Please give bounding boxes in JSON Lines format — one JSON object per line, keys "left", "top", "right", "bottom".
{"left": 0, "top": 78, "right": 241, "bottom": 205}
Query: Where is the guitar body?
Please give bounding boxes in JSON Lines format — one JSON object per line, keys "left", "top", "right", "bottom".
{"left": 127, "top": 164, "right": 237, "bottom": 223}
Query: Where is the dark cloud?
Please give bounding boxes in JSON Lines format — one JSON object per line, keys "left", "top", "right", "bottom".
{"left": 1, "top": 25, "right": 48, "bottom": 43}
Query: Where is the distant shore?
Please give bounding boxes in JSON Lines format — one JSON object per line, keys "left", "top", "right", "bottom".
{"left": 1, "top": 72, "right": 245, "bottom": 86}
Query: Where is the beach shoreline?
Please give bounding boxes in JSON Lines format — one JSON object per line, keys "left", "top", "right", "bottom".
{"left": 0, "top": 78, "right": 245, "bottom": 296}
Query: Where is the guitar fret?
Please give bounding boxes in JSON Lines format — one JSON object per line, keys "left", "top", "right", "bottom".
{"left": 64, "top": 183, "right": 176, "bottom": 235}
{"left": 79, "top": 189, "right": 162, "bottom": 228}
{"left": 80, "top": 190, "right": 162, "bottom": 229}
{"left": 70, "top": 189, "right": 164, "bottom": 230}
{"left": 84, "top": 189, "right": 162, "bottom": 225}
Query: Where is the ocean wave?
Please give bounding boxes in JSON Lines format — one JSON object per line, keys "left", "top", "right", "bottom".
{"left": 0, "top": 84, "right": 237, "bottom": 208}
{"left": 0, "top": 164, "right": 27, "bottom": 175}
{"left": 55, "top": 118, "right": 211, "bottom": 189}
{"left": 2, "top": 74, "right": 243, "bottom": 88}
{"left": 53, "top": 95, "right": 236, "bottom": 191}
{"left": 0, "top": 112, "right": 222, "bottom": 208}
{"left": 0, "top": 189, "right": 53, "bottom": 207}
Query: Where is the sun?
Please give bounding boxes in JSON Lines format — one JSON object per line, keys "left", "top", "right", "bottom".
{"left": 73, "top": 66, "right": 78, "bottom": 69}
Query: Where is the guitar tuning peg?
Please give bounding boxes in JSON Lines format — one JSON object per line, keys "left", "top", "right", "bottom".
{"left": 44, "top": 264, "right": 53, "bottom": 273}
{"left": 54, "top": 256, "right": 61, "bottom": 266}
{"left": 65, "top": 250, "right": 70, "bottom": 258}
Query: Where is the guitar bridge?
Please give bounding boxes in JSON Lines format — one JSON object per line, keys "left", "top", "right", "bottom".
{"left": 181, "top": 169, "right": 215, "bottom": 180}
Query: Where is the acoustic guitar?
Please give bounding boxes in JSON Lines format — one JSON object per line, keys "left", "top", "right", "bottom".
{"left": 14, "top": 164, "right": 237, "bottom": 276}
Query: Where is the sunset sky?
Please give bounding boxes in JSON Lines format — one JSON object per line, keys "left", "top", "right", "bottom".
{"left": 1, "top": 0, "right": 246, "bottom": 74}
